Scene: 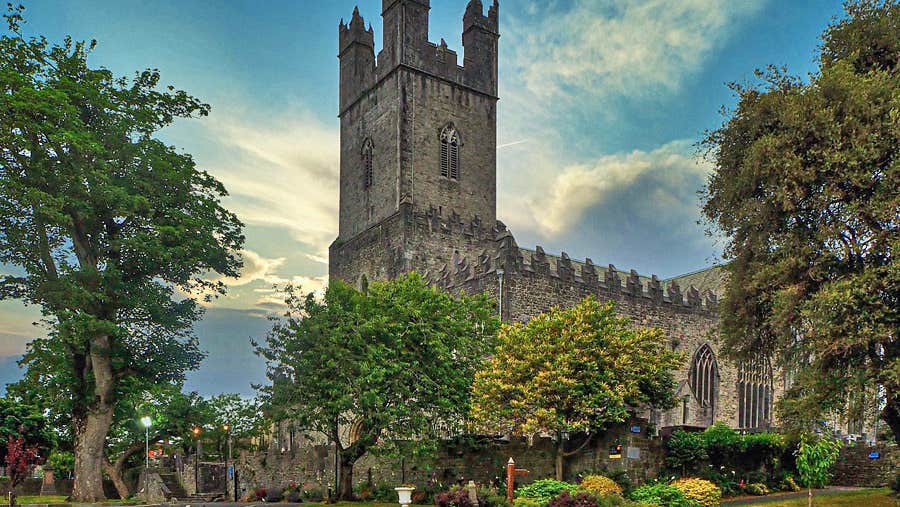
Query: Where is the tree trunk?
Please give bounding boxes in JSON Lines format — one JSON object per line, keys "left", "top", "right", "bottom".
{"left": 338, "top": 458, "right": 355, "bottom": 501}
{"left": 104, "top": 457, "right": 131, "bottom": 499}
{"left": 72, "top": 407, "right": 114, "bottom": 502}
{"left": 555, "top": 442, "right": 564, "bottom": 481}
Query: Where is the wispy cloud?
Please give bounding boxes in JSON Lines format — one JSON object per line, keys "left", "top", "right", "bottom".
{"left": 199, "top": 105, "right": 340, "bottom": 258}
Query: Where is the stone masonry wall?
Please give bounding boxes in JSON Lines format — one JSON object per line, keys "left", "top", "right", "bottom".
{"left": 236, "top": 419, "right": 662, "bottom": 495}
{"left": 831, "top": 444, "right": 899, "bottom": 487}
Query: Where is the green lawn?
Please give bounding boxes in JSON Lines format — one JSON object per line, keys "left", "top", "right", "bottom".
{"left": 724, "top": 488, "right": 898, "bottom": 506}
{"left": 0, "top": 496, "right": 69, "bottom": 505}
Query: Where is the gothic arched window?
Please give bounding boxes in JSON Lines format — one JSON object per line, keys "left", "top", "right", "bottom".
{"left": 440, "top": 124, "right": 460, "bottom": 181}
{"left": 689, "top": 344, "right": 719, "bottom": 412}
{"left": 737, "top": 353, "right": 773, "bottom": 429}
{"left": 362, "top": 138, "right": 374, "bottom": 189}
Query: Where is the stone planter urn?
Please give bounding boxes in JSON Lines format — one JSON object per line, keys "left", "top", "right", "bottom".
{"left": 395, "top": 486, "right": 415, "bottom": 507}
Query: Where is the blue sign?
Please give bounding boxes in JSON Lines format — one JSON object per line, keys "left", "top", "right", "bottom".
{"left": 868, "top": 452, "right": 881, "bottom": 460}
{"left": 228, "top": 465, "right": 234, "bottom": 479}
{"left": 630, "top": 425, "right": 641, "bottom": 433}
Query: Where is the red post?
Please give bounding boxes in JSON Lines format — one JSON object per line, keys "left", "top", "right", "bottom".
{"left": 506, "top": 458, "right": 515, "bottom": 505}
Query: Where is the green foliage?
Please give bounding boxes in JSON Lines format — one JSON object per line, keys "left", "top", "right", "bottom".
{"left": 779, "top": 475, "right": 800, "bottom": 492}
{"left": 744, "top": 483, "right": 769, "bottom": 496}
{"left": 665, "top": 430, "right": 707, "bottom": 475}
{"left": 255, "top": 273, "right": 498, "bottom": 499}
{"left": 795, "top": 434, "right": 842, "bottom": 489}
{"left": 670, "top": 478, "right": 721, "bottom": 507}
{"left": 578, "top": 475, "right": 623, "bottom": 498}
{"left": 516, "top": 480, "right": 578, "bottom": 505}
{"left": 513, "top": 498, "right": 545, "bottom": 507}
{"left": 0, "top": 4, "right": 243, "bottom": 500}
{"left": 471, "top": 297, "right": 681, "bottom": 479}
{"left": 0, "top": 398, "right": 53, "bottom": 462}
{"left": 700, "top": 424, "right": 740, "bottom": 468}
{"left": 700, "top": 0, "right": 900, "bottom": 443}
{"left": 742, "top": 432, "right": 785, "bottom": 470}
{"left": 46, "top": 451, "right": 74, "bottom": 477}
{"left": 628, "top": 483, "right": 696, "bottom": 507}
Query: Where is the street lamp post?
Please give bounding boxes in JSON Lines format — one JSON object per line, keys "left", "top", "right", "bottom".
{"left": 140, "top": 417, "right": 152, "bottom": 472}
{"left": 192, "top": 426, "right": 202, "bottom": 495}
{"left": 223, "top": 423, "right": 231, "bottom": 500}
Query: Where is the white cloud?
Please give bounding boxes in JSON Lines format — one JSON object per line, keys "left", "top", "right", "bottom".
{"left": 200, "top": 106, "right": 340, "bottom": 257}
{"left": 515, "top": 140, "right": 711, "bottom": 237}
{"left": 505, "top": 0, "right": 766, "bottom": 107}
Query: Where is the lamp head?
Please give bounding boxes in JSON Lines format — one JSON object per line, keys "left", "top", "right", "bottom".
{"left": 223, "top": 423, "right": 231, "bottom": 433}
{"left": 192, "top": 426, "right": 202, "bottom": 437}
{"left": 140, "top": 416, "right": 152, "bottom": 428}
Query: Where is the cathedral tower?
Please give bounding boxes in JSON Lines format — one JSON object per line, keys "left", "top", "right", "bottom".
{"left": 331, "top": 0, "right": 500, "bottom": 284}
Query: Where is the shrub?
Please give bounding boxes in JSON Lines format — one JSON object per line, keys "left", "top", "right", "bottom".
{"left": 701, "top": 424, "right": 742, "bottom": 468}
{"left": 742, "top": 433, "right": 785, "bottom": 470}
{"left": 547, "top": 491, "right": 600, "bottom": 507}
{"left": 697, "top": 469, "right": 739, "bottom": 497}
{"left": 266, "top": 487, "right": 284, "bottom": 502}
{"left": 435, "top": 486, "right": 487, "bottom": 507}
{"left": 744, "top": 483, "right": 769, "bottom": 496}
{"left": 513, "top": 498, "right": 544, "bottom": 507}
{"left": 254, "top": 487, "right": 267, "bottom": 501}
{"left": 628, "top": 483, "right": 695, "bottom": 507}
{"left": 891, "top": 472, "right": 900, "bottom": 494}
{"left": 285, "top": 490, "right": 302, "bottom": 503}
{"left": 780, "top": 476, "right": 800, "bottom": 492}
{"left": 579, "top": 475, "right": 623, "bottom": 498}
{"left": 671, "top": 478, "right": 721, "bottom": 507}
{"left": 665, "top": 430, "right": 708, "bottom": 476}
{"left": 372, "top": 483, "right": 397, "bottom": 502}
{"left": 516, "top": 480, "right": 578, "bottom": 505}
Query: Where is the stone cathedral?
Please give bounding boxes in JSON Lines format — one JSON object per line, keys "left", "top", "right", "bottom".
{"left": 329, "top": 0, "right": 780, "bottom": 435}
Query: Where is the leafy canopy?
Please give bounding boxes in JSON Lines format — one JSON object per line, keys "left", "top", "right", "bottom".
{"left": 0, "top": 2, "right": 244, "bottom": 414}
{"left": 701, "top": 0, "right": 899, "bottom": 442}
{"left": 255, "top": 273, "right": 498, "bottom": 456}
{"left": 470, "top": 297, "right": 681, "bottom": 438}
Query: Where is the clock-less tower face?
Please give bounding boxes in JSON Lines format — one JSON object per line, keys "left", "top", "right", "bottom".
{"left": 335, "top": 0, "right": 499, "bottom": 242}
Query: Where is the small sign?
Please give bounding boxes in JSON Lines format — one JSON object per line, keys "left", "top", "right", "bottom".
{"left": 630, "top": 425, "right": 641, "bottom": 434}
{"left": 868, "top": 452, "right": 881, "bottom": 460}
{"left": 626, "top": 447, "right": 640, "bottom": 460}
{"left": 609, "top": 445, "right": 622, "bottom": 459}
{"left": 228, "top": 465, "right": 234, "bottom": 479}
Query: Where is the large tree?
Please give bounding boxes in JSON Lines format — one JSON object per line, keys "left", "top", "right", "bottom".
{"left": 254, "top": 273, "right": 498, "bottom": 500}
{"left": 701, "top": 0, "right": 899, "bottom": 442}
{"left": 0, "top": 7, "right": 244, "bottom": 500}
{"left": 469, "top": 297, "right": 682, "bottom": 480}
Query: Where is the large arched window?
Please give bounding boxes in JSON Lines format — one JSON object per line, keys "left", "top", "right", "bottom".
{"left": 440, "top": 124, "right": 460, "bottom": 181}
{"left": 689, "top": 344, "right": 719, "bottom": 413}
{"left": 737, "top": 353, "right": 773, "bottom": 429}
{"left": 362, "top": 138, "right": 374, "bottom": 189}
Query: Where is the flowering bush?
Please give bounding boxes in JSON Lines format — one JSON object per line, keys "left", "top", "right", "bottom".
{"left": 744, "top": 483, "right": 769, "bottom": 496}
{"left": 547, "top": 491, "right": 599, "bottom": 507}
{"left": 780, "top": 476, "right": 800, "bottom": 492}
{"left": 434, "top": 486, "right": 487, "bottom": 507}
{"left": 671, "top": 478, "right": 721, "bottom": 507}
{"left": 628, "top": 483, "right": 695, "bottom": 507}
{"left": 516, "top": 480, "right": 578, "bottom": 505}
{"left": 578, "top": 475, "right": 623, "bottom": 498}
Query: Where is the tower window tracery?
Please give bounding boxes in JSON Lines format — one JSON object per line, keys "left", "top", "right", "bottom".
{"left": 737, "top": 353, "right": 773, "bottom": 429}
{"left": 440, "top": 125, "right": 460, "bottom": 180}
{"left": 689, "top": 344, "right": 719, "bottom": 413}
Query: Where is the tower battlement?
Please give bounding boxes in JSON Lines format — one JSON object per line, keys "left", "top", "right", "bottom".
{"left": 339, "top": 0, "right": 499, "bottom": 115}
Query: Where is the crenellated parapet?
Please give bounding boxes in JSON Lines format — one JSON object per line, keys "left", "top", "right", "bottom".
{"left": 339, "top": 0, "right": 499, "bottom": 115}
{"left": 427, "top": 233, "right": 721, "bottom": 312}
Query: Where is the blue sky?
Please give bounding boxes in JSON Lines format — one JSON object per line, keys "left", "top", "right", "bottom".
{"left": 0, "top": 0, "right": 844, "bottom": 396}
